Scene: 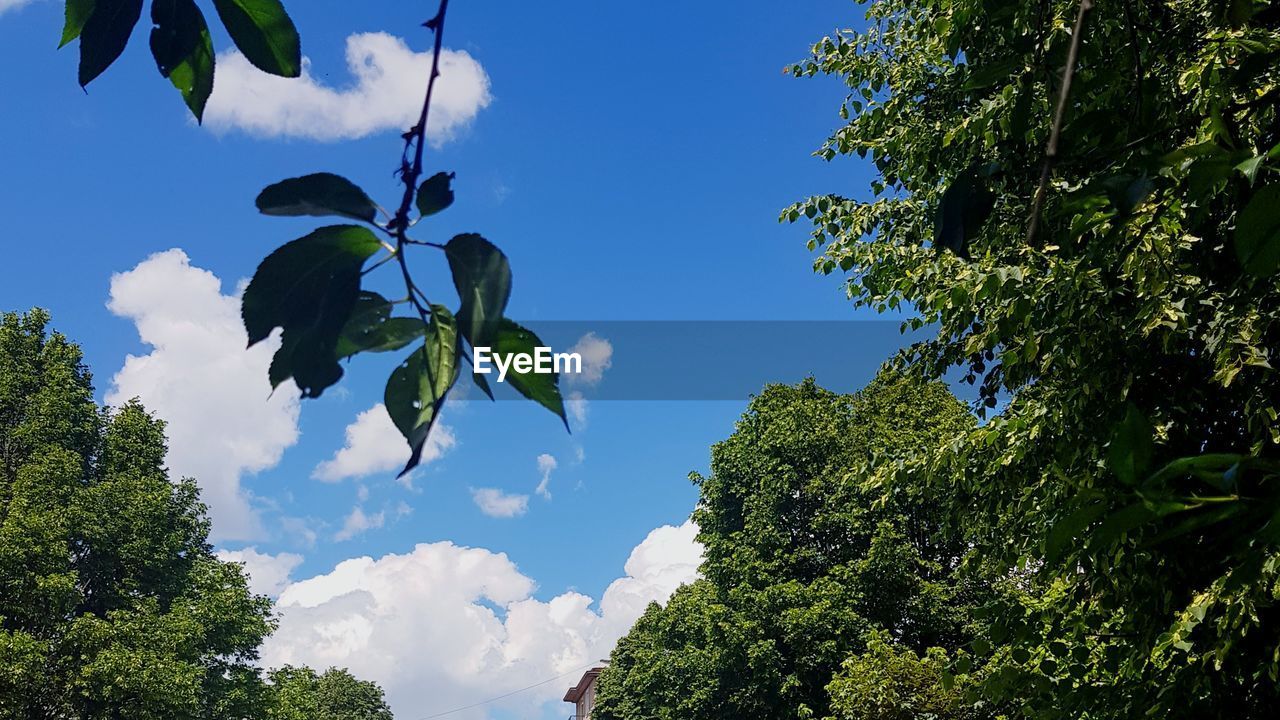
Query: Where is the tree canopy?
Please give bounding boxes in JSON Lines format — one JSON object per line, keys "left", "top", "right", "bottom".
{"left": 593, "top": 374, "right": 1003, "bottom": 720}
{"left": 783, "top": 0, "right": 1280, "bottom": 716}
{"left": 0, "top": 309, "right": 394, "bottom": 719}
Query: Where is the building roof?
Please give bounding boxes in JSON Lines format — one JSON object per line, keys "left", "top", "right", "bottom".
{"left": 563, "top": 667, "right": 605, "bottom": 704}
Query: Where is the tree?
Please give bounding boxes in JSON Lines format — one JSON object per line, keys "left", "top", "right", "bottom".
{"left": 0, "top": 309, "right": 395, "bottom": 719}
{"left": 786, "top": 0, "right": 1280, "bottom": 716}
{"left": 266, "top": 666, "right": 393, "bottom": 720}
{"left": 593, "top": 374, "right": 1003, "bottom": 720}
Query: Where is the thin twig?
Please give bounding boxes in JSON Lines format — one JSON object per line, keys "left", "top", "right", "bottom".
{"left": 1026, "top": 0, "right": 1095, "bottom": 246}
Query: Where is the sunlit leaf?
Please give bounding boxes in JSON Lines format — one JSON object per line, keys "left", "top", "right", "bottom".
{"left": 211, "top": 0, "right": 300, "bottom": 78}
{"left": 492, "top": 319, "right": 569, "bottom": 430}
{"left": 242, "top": 225, "right": 382, "bottom": 398}
{"left": 150, "top": 0, "right": 215, "bottom": 121}
{"left": 445, "top": 233, "right": 511, "bottom": 350}
{"left": 60, "top": 0, "right": 95, "bottom": 48}
{"left": 385, "top": 307, "right": 459, "bottom": 475}
{"left": 256, "top": 173, "right": 380, "bottom": 223}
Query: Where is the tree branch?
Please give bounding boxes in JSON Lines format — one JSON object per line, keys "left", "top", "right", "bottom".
{"left": 1026, "top": 0, "right": 1094, "bottom": 246}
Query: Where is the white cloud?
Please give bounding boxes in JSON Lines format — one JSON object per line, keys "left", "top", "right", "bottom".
{"left": 565, "top": 333, "right": 613, "bottom": 386}
{"left": 0, "top": 0, "right": 41, "bottom": 15}
{"left": 313, "top": 403, "right": 455, "bottom": 482}
{"left": 567, "top": 391, "right": 589, "bottom": 429}
{"left": 216, "top": 547, "right": 304, "bottom": 597}
{"left": 535, "top": 454, "right": 558, "bottom": 500}
{"left": 263, "top": 520, "right": 703, "bottom": 720}
{"left": 334, "top": 506, "right": 386, "bottom": 542}
{"left": 107, "top": 250, "right": 301, "bottom": 542}
{"left": 205, "top": 32, "right": 491, "bottom": 143}
{"left": 470, "top": 488, "right": 529, "bottom": 518}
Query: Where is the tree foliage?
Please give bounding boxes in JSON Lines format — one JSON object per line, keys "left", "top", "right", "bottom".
{"left": 265, "top": 666, "right": 393, "bottom": 720}
{"left": 593, "top": 374, "right": 1003, "bottom": 720}
{"left": 0, "top": 310, "right": 393, "bottom": 719}
{"left": 785, "top": 0, "right": 1280, "bottom": 716}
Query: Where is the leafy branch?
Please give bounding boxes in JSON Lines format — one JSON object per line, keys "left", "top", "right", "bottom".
{"left": 57, "top": 0, "right": 570, "bottom": 474}
{"left": 242, "top": 0, "right": 569, "bottom": 474}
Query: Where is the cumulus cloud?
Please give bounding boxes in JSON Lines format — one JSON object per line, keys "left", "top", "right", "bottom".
{"left": 263, "top": 520, "right": 703, "bottom": 720}
{"left": 205, "top": 32, "right": 491, "bottom": 142}
{"left": 107, "top": 250, "right": 300, "bottom": 542}
{"left": 313, "top": 404, "right": 455, "bottom": 482}
{"left": 535, "top": 454, "right": 558, "bottom": 500}
{"left": 216, "top": 547, "right": 304, "bottom": 597}
{"left": 470, "top": 488, "right": 529, "bottom": 518}
{"left": 334, "top": 506, "right": 386, "bottom": 542}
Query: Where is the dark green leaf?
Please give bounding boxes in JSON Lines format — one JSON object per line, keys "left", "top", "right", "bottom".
{"left": 490, "top": 320, "right": 569, "bottom": 431}
{"left": 962, "top": 57, "right": 1021, "bottom": 91}
{"left": 416, "top": 172, "right": 455, "bottom": 217}
{"left": 1144, "top": 501, "right": 1249, "bottom": 545}
{"left": 445, "top": 233, "right": 512, "bottom": 350}
{"left": 334, "top": 291, "right": 427, "bottom": 359}
{"left": 242, "top": 225, "right": 382, "bottom": 398}
{"left": 256, "top": 173, "right": 380, "bottom": 223}
{"left": 1089, "top": 503, "right": 1158, "bottom": 549}
{"left": 61, "top": 0, "right": 95, "bottom": 48}
{"left": 211, "top": 0, "right": 300, "bottom": 78}
{"left": 1100, "top": 175, "right": 1154, "bottom": 216}
{"left": 1235, "top": 184, "right": 1280, "bottom": 276}
{"left": 149, "top": 0, "right": 215, "bottom": 121}
{"left": 934, "top": 166, "right": 995, "bottom": 259}
{"left": 1107, "top": 403, "right": 1154, "bottom": 485}
{"left": 77, "top": 0, "right": 144, "bottom": 88}
{"left": 385, "top": 307, "right": 460, "bottom": 475}
{"left": 1045, "top": 502, "right": 1108, "bottom": 564}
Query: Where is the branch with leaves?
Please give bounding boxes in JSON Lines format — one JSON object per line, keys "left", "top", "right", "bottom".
{"left": 58, "top": 0, "right": 569, "bottom": 473}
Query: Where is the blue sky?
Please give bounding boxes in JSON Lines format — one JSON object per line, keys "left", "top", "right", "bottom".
{"left": 0, "top": 1, "right": 901, "bottom": 717}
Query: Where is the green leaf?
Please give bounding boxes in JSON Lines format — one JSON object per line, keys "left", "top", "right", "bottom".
{"left": 1100, "top": 175, "right": 1154, "bottom": 216}
{"left": 1235, "top": 155, "right": 1265, "bottom": 184}
{"left": 211, "top": 0, "right": 300, "bottom": 78}
{"left": 149, "top": 0, "right": 215, "bottom": 121}
{"left": 256, "top": 173, "right": 380, "bottom": 223}
{"left": 1089, "top": 503, "right": 1158, "bottom": 549}
{"left": 416, "top": 172, "right": 456, "bottom": 217}
{"left": 934, "top": 166, "right": 994, "bottom": 259}
{"left": 491, "top": 320, "right": 569, "bottom": 431}
{"left": 472, "top": 370, "right": 495, "bottom": 401}
{"left": 61, "top": 0, "right": 96, "bottom": 48}
{"left": 1107, "top": 403, "right": 1154, "bottom": 485}
{"left": 385, "top": 307, "right": 460, "bottom": 475}
{"left": 445, "top": 233, "right": 512, "bottom": 350}
{"left": 77, "top": 0, "right": 144, "bottom": 88}
{"left": 1235, "top": 184, "right": 1280, "bottom": 276}
{"left": 335, "top": 292, "right": 426, "bottom": 359}
{"left": 1045, "top": 502, "right": 1108, "bottom": 564}
{"left": 242, "top": 225, "right": 382, "bottom": 398}
{"left": 962, "top": 57, "right": 1021, "bottom": 91}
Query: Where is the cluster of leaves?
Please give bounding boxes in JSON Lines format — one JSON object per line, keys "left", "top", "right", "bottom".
{"left": 244, "top": 169, "right": 568, "bottom": 474}
{"left": 592, "top": 375, "right": 1010, "bottom": 720}
{"left": 784, "top": 0, "right": 1280, "bottom": 716}
{"left": 61, "top": 0, "right": 300, "bottom": 121}
{"left": 0, "top": 310, "right": 394, "bottom": 719}
{"left": 265, "top": 666, "right": 393, "bottom": 720}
